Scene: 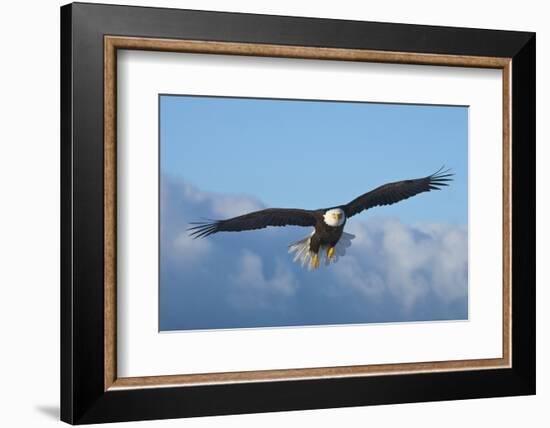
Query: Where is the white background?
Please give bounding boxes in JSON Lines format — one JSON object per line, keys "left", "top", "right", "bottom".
{"left": 0, "top": 0, "right": 546, "bottom": 427}
{"left": 118, "top": 51, "right": 503, "bottom": 377}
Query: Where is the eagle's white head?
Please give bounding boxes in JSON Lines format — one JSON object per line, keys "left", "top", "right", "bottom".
{"left": 323, "top": 208, "right": 346, "bottom": 227}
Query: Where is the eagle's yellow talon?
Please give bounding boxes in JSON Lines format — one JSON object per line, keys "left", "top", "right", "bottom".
{"left": 327, "top": 247, "right": 335, "bottom": 259}
{"left": 313, "top": 254, "right": 319, "bottom": 269}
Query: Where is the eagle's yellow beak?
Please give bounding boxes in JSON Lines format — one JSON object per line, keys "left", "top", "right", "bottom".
{"left": 335, "top": 213, "right": 342, "bottom": 221}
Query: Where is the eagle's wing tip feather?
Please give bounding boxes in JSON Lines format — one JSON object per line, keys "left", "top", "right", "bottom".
{"left": 427, "top": 166, "right": 454, "bottom": 191}
{"left": 187, "top": 220, "right": 221, "bottom": 239}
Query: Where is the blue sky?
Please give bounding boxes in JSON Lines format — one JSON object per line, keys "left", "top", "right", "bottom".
{"left": 160, "top": 95, "right": 468, "bottom": 225}
{"left": 159, "top": 95, "right": 468, "bottom": 331}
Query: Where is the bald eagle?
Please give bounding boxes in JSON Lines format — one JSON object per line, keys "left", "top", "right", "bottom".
{"left": 188, "top": 168, "right": 453, "bottom": 270}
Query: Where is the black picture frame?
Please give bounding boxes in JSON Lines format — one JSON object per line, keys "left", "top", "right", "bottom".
{"left": 61, "top": 2, "right": 535, "bottom": 424}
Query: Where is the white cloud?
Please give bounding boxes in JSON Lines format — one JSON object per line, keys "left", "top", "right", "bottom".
{"left": 169, "top": 177, "right": 264, "bottom": 219}
{"left": 172, "top": 231, "right": 212, "bottom": 264}
{"left": 336, "top": 218, "right": 468, "bottom": 311}
{"left": 211, "top": 195, "right": 263, "bottom": 219}
{"left": 228, "top": 250, "right": 297, "bottom": 309}
{"left": 161, "top": 176, "right": 468, "bottom": 329}
{"left": 331, "top": 256, "right": 386, "bottom": 298}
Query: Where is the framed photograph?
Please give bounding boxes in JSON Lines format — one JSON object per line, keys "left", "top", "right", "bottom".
{"left": 60, "top": 2, "right": 535, "bottom": 424}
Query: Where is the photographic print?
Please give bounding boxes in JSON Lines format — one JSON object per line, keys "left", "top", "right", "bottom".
{"left": 62, "top": 6, "right": 534, "bottom": 422}
{"left": 159, "top": 95, "right": 468, "bottom": 331}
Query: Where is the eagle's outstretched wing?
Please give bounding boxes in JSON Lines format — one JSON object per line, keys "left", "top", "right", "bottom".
{"left": 343, "top": 167, "right": 453, "bottom": 218}
{"left": 188, "top": 208, "right": 318, "bottom": 238}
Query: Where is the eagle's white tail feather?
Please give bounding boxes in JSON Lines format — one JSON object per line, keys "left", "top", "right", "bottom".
{"left": 288, "top": 232, "right": 355, "bottom": 270}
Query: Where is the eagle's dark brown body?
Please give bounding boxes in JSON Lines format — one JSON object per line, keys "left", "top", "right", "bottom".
{"left": 309, "top": 216, "right": 346, "bottom": 253}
